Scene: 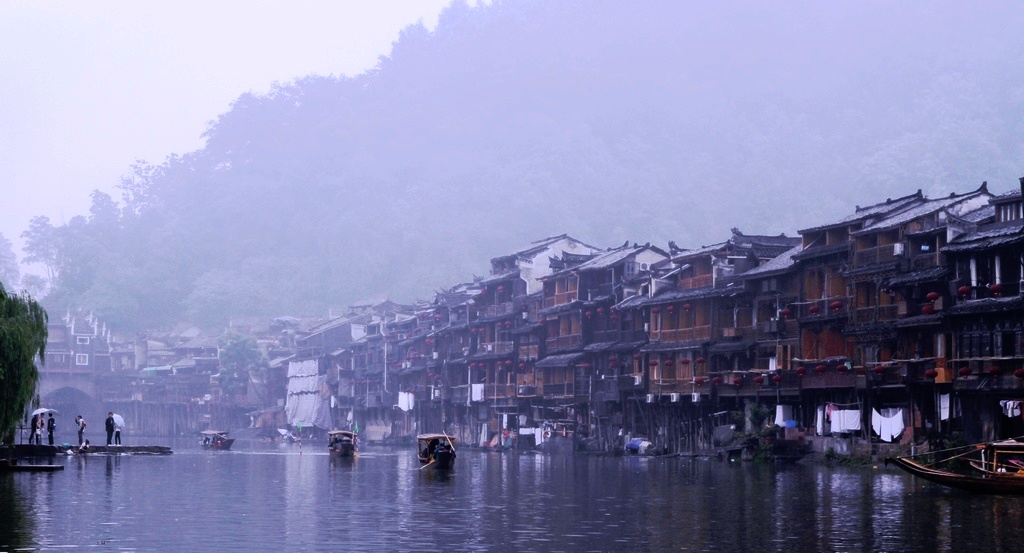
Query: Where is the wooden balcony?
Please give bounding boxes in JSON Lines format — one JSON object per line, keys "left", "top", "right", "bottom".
{"left": 481, "top": 302, "right": 515, "bottom": 319}
{"left": 851, "top": 304, "right": 899, "bottom": 324}
{"left": 852, "top": 243, "right": 902, "bottom": 267}
{"left": 679, "top": 274, "right": 713, "bottom": 289}
{"left": 478, "top": 341, "right": 514, "bottom": 355}
{"left": 592, "top": 329, "right": 648, "bottom": 343}
{"left": 543, "top": 290, "right": 579, "bottom": 308}
{"left": 719, "top": 325, "right": 754, "bottom": 339}
{"left": 486, "top": 383, "right": 516, "bottom": 399}
{"left": 546, "top": 334, "right": 582, "bottom": 351}
{"left": 540, "top": 382, "right": 574, "bottom": 398}
{"left": 649, "top": 326, "right": 710, "bottom": 343}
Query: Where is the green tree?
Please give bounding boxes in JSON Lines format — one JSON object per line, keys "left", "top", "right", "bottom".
{"left": 0, "top": 233, "right": 19, "bottom": 289}
{"left": 0, "top": 283, "right": 48, "bottom": 446}
{"left": 218, "top": 333, "right": 266, "bottom": 397}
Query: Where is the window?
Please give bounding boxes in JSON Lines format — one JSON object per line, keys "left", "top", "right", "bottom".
{"left": 75, "top": 354, "right": 89, "bottom": 366}
{"left": 76, "top": 336, "right": 90, "bottom": 345}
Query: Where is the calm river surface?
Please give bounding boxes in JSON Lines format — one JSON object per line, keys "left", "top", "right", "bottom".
{"left": 3, "top": 439, "right": 1024, "bottom": 552}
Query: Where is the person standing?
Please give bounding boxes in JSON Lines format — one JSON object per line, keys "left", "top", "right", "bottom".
{"left": 35, "top": 414, "right": 44, "bottom": 445}
{"left": 76, "top": 415, "right": 86, "bottom": 445}
{"left": 105, "top": 412, "right": 115, "bottom": 446}
{"left": 114, "top": 419, "right": 122, "bottom": 445}
{"left": 30, "top": 414, "right": 39, "bottom": 445}
{"left": 47, "top": 413, "right": 56, "bottom": 445}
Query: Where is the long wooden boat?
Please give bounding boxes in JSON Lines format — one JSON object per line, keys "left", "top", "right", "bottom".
{"left": 328, "top": 430, "right": 358, "bottom": 458}
{"left": 889, "top": 438, "right": 1024, "bottom": 494}
{"left": 200, "top": 430, "right": 235, "bottom": 451}
{"left": 417, "top": 433, "right": 456, "bottom": 470}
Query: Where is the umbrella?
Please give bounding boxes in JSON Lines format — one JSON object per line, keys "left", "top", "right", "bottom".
{"left": 31, "top": 408, "right": 57, "bottom": 416}
{"left": 112, "top": 414, "right": 126, "bottom": 428}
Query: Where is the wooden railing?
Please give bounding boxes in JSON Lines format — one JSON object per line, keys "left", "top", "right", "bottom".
{"left": 649, "top": 326, "right": 710, "bottom": 343}
{"left": 543, "top": 290, "right": 579, "bottom": 308}
{"left": 546, "top": 334, "right": 582, "bottom": 350}
{"left": 679, "top": 274, "right": 713, "bottom": 289}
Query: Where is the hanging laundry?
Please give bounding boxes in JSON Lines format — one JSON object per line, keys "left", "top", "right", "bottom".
{"left": 999, "top": 400, "right": 1021, "bottom": 417}
{"left": 872, "top": 408, "right": 904, "bottom": 442}
{"left": 940, "top": 394, "right": 950, "bottom": 421}
{"left": 830, "top": 410, "right": 861, "bottom": 433}
{"left": 775, "top": 404, "right": 794, "bottom": 427}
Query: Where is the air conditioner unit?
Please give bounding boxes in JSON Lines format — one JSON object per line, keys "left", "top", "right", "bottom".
{"left": 670, "top": 393, "right": 680, "bottom": 402}
{"left": 402, "top": 361, "right": 411, "bottom": 369}
{"left": 431, "top": 387, "right": 443, "bottom": 400}
{"left": 485, "top": 344, "right": 493, "bottom": 352}
{"left": 691, "top": 393, "right": 701, "bottom": 403}
{"left": 633, "top": 374, "right": 643, "bottom": 386}
{"left": 646, "top": 393, "right": 656, "bottom": 403}
{"left": 892, "top": 243, "right": 905, "bottom": 256}
{"left": 432, "top": 352, "right": 438, "bottom": 359}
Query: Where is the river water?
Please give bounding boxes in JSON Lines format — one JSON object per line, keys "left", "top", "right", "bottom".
{"left": 3, "top": 439, "right": 1024, "bottom": 552}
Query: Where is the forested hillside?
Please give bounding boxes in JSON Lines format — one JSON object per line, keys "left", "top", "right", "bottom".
{"left": 20, "top": 0, "right": 1024, "bottom": 330}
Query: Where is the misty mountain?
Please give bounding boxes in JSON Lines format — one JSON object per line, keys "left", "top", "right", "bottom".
{"left": 23, "top": 0, "right": 1024, "bottom": 330}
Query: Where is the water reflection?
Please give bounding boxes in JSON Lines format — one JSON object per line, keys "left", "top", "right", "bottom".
{"left": 5, "top": 444, "right": 1024, "bottom": 551}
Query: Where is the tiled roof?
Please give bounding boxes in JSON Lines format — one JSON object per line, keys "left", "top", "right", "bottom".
{"left": 741, "top": 245, "right": 802, "bottom": 278}
{"left": 943, "top": 220, "right": 1024, "bottom": 252}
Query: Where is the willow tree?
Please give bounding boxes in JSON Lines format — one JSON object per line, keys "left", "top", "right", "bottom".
{"left": 0, "top": 283, "right": 47, "bottom": 444}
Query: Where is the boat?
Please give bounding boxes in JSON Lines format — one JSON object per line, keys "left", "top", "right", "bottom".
{"left": 888, "top": 438, "right": 1024, "bottom": 494}
{"left": 417, "top": 433, "right": 456, "bottom": 470}
{"left": 328, "top": 430, "right": 358, "bottom": 458}
{"left": 200, "top": 430, "right": 235, "bottom": 451}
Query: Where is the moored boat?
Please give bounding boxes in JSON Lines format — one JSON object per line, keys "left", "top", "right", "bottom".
{"left": 328, "top": 430, "right": 358, "bottom": 458}
{"left": 888, "top": 438, "right": 1024, "bottom": 494}
{"left": 200, "top": 430, "right": 235, "bottom": 451}
{"left": 417, "top": 433, "right": 456, "bottom": 470}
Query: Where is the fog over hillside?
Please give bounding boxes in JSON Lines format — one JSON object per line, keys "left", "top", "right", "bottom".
{"left": 11, "top": 0, "right": 1024, "bottom": 330}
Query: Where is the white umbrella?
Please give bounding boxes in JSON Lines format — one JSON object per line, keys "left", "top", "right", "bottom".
{"left": 112, "top": 414, "right": 126, "bottom": 428}
{"left": 31, "top": 408, "right": 57, "bottom": 416}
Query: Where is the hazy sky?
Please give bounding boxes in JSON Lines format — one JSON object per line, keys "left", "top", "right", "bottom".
{"left": 0, "top": 1, "right": 457, "bottom": 261}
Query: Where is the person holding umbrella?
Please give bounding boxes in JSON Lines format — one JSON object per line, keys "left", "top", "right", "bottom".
{"left": 112, "top": 413, "right": 125, "bottom": 445}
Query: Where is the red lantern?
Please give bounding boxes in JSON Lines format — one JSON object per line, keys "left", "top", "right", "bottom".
{"left": 926, "top": 292, "right": 940, "bottom": 302}
{"left": 772, "top": 375, "right": 782, "bottom": 384}
{"left": 712, "top": 376, "right": 723, "bottom": 386}
{"left": 585, "top": 311, "right": 593, "bottom": 318}
{"left": 434, "top": 314, "right": 442, "bottom": 319}
{"left": 796, "top": 367, "right": 807, "bottom": 377}
{"left": 987, "top": 366, "right": 1000, "bottom": 376}
{"left": 519, "top": 362, "right": 526, "bottom": 369}
{"left": 1014, "top": 369, "right": 1024, "bottom": 379}
{"left": 873, "top": 365, "right": 885, "bottom": 375}
{"left": 505, "top": 360, "right": 512, "bottom": 366}
{"left": 732, "top": 376, "right": 743, "bottom": 386}
{"left": 497, "top": 285, "right": 505, "bottom": 292}
{"left": 809, "top": 305, "right": 822, "bottom": 315}
{"left": 921, "top": 304, "right": 935, "bottom": 315}
{"left": 680, "top": 358, "right": 691, "bottom": 365}
{"left": 633, "top": 354, "right": 642, "bottom": 360}
{"left": 580, "top": 363, "right": 591, "bottom": 369}
{"left": 958, "top": 285, "right": 971, "bottom": 297}
{"left": 958, "top": 367, "right": 972, "bottom": 377}
{"left": 649, "top": 360, "right": 659, "bottom": 367}
{"left": 667, "top": 305, "right": 675, "bottom": 312}
{"left": 683, "top": 303, "right": 692, "bottom": 311}
{"left": 651, "top": 307, "right": 660, "bottom": 314}
{"left": 754, "top": 376, "right": 765, "bottom": 386}
{"left": 829, "top": 300, "right": 844, "bottom": 311}
{"left": 664, "top": 359, "right": 674, "bottom": 367}
{"left": 694, "top": 376, "right": 706, "bottom": 386}
{"left": 989, "top": 283, "right": 1003, "bottom": 296}
{"left": 779, "top": 308, "right": 793, "bottom": 319}
{"left": 924, "top": 369, "right": 938, "bottom": 379}
{"left": 815, "top": 364, "right": 827, "bottom": 376}
{"left": 696, "top": 357, "right": 705, "bottom": 364}
{"left": 597, "top": 307, "right": 604, "bottom": 314}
